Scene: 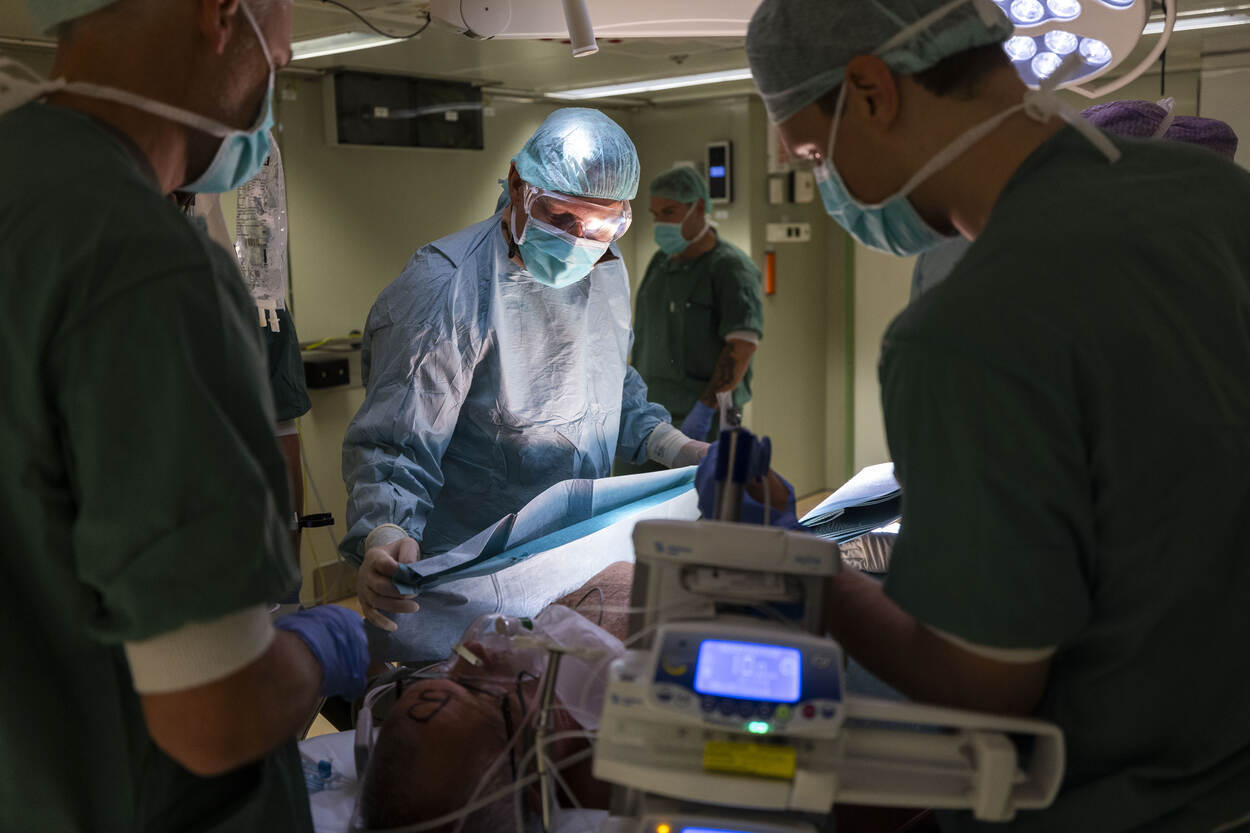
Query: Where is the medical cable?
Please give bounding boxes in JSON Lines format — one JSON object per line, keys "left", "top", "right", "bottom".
{"left": 368, "top": 746, "right": 593, "bottom": 833}
{"left": 298, "top": 423, "right": 345, "bottom": 605}
{"left": 449, "top": 706, "right": 542, "bottom": 833}
{"left": 314, "top": 0, "right": 432, "bottom": 40}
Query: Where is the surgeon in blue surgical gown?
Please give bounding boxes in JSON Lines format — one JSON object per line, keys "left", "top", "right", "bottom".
{"left": 342, "top": 108, "right": 706, "bottom": 631}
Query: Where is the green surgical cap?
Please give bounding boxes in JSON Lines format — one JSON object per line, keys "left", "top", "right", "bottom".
{"left": 514, "top": 108, "right": 640, "bottom": 201}
{"left": 28, "top": 0, "right": 117, "bottom": 33}
{"left": 746, "top": 0, "right": 1013, "bottom": 124}
{"left": 649, "top": 166, "right": 710, "bottom": 206}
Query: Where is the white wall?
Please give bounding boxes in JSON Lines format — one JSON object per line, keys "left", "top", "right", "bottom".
{"left": 1198, "top": 66, "right": 1250, "bottom": 170}
{"left": 850, "top": 246, "right": 914, "bottom": 471}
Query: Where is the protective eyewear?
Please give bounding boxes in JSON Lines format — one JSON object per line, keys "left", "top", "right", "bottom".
{"left": 523, "top": 185, "right": 632, "bottom": 244}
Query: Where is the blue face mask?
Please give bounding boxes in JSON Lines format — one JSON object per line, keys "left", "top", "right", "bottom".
{"left": 183, "top": 1, "right": 275, "bottom": 193}
{"left": 513, "top": 206, "right": 610, "bottom": 289}
{"left": 814, "top": 85, "right": 948, "bottom": 258}
{"left": 653, "top": 202, "right": 706, "bottom": 256}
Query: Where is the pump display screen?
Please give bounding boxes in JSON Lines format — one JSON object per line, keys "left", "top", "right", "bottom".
{"left": 708, "top": 165, "right": 726, "bottom": 178}
{"left": 693, "top": 640, "right": 802, "bottom": 703}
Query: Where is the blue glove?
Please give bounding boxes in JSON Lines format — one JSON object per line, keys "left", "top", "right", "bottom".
{"left": 695, "top": 432, "right": 800, "bottom": 527}
{"left": 680, "top": 400, "right": 716, "bottom": 440}
{"left": 274, "top": 605, "right": 369, "bottom": 701}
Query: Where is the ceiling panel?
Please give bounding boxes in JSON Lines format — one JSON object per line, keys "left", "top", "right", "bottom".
{"left": 1, "top": 0, "right": 1248, "bottom": 102}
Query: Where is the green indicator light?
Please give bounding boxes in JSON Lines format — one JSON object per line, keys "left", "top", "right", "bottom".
{"left": 747, "top": 721, "right": 770, "bottom": 734}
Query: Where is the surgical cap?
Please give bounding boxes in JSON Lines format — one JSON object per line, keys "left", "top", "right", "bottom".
{"left": 514, "top": 108, "right": 640, "bottom": 201}
{"left": 1082, "top": 100, "right": 1239, "bottom": 162}
{"left": 27, "top": 0, "right": 117, "bottom": 33}
{"left": 746, "top": 0, "right": 1013, "bottom": 124}
{"left": 649, "top": 166, "right": 710, "bottom": 205}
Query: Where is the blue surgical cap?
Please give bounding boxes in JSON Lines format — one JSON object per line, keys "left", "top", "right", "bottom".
{"left": 649, "top": 166, "right": 710, "bottom": 206}
{"left": 27, "top": 0, "right": 117, "bottom": 33}
{"left": 746, "top": 0, "right": 1013, "bottom": 124}
{"left": 514, "top": 108, "right": 640, "bottom": 201}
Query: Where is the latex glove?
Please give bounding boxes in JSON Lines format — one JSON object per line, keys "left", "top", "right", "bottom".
{"left": 274, "top": 605, "right": 369, "bottom": 700}
{"left": 672, "top": 440, "right": 710, "bottom": 469}
{"left": 694, "top": 441, "right": 799, "bottom": 527}
{"left": 357, "top": 524, "right": 421, "bottom": 632}
{"left": 679, "top": 400, "right": 716, "bottom": 440}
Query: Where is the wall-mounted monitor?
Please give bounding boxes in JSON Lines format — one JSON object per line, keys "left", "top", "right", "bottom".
{"left": 326, "top": 71, "right": 484, "bottom": 150}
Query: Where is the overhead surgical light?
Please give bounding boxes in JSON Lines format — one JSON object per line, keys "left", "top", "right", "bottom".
{"left": 547, "top": 67, "right": 754, "bottom": 100}
{"left": 291, "top": 31, "right": 395, "bottom": 60}
{"left": 992, "top": 0, "right": 1177, "bottom": 97}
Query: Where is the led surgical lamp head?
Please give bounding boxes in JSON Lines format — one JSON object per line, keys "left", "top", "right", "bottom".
{"left": 993, "top": 0, "right": 1178, "bottom": 97}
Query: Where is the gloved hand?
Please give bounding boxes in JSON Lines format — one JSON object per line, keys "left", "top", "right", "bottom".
{"left": 357, "top": 524, "right": 421, "bottom": 632}
{"left": 695, "top": 438, "right": 799, "bottom": 527}
{"left": 679, "top": 400, "right": 716, "bottom": 440}
{"left": 274, "top": 605, "right": 369, "bottom": 701}
{"left": 672, "top": 440, "right": 710, "bottom": 469}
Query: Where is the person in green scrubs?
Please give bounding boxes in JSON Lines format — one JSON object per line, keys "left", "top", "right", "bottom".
{"left": 0, "top": 2, "right": 368, "bottom": 831}
{"left": 631, "top": 166, "right": 764, "bottom": 445}
{"left": 746, "top": 0, "right": 1250, "bottom": 830}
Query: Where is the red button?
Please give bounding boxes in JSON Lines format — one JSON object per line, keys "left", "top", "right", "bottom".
{"left": 802, "top": 704, "right": 816, "bottom": 719}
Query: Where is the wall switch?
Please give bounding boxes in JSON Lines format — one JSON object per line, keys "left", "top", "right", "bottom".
{"left": 765, "top": 222, "right": 812, "bottom": 243}
{"left": 794, "top": 170, "right": 816, "bottom": 204}
{"left": 768, "top": 176, "right": 787, "bottom": 205}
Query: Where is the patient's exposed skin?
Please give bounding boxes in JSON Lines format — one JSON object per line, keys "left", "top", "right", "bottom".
{"left": 361, "top": 562, "right": 634, "bottom": 831}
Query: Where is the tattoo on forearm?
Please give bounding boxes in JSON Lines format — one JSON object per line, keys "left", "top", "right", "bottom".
{"left": 700, "top": 341, "right": 754, "bottom": 406}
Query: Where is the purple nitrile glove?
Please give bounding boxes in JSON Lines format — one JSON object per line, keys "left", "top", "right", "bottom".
{"left": 680, "top": 400, "right": 716, "bottom": 440}
{"left": 274, "top": 605, "right": 369, "bottom": 700}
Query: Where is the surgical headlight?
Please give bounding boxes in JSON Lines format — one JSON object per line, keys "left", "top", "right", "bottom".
{"left": 990, "top": 0, "right": 1175, "bottom": 96}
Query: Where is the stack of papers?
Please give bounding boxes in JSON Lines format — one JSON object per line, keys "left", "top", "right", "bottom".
{"left": 799, "top": 462, "right": 901, "bottom": 543}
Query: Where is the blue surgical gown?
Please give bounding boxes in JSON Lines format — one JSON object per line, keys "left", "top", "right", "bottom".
{"left": 341, "top": 211, "right": 670, "bottom": 559}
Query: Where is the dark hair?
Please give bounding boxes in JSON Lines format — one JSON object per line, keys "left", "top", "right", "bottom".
{"left": 912, "top": 42, "right": 1012, "bottom": 98}
{"left": 816, "top": 42, "right": 1011, "bottom": 111}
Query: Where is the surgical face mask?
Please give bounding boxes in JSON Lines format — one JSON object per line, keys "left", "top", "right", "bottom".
{"left": 653, "top": 202, "right": 708, "bottom": 256}
{"left": 814, "top": 84, "right": 949, "bottom": 258}
{"left": 810, "top": 0, "right": 1119, "bottom": 258}
{"left": 513, "top": 203, "right": 611, "bottom": 289}
{"left": 182, "top": 2, "right": 275, "bottom": 193}
{"left": 0, "top": 1, "right": 275, "bottom": 194}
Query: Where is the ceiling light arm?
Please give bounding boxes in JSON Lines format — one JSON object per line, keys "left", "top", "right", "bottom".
{"left": 1068, "top": 0, "right": 1176, "bottom": 98}
{"left": 561, "top": 0, "right": 599, "bottom": 56}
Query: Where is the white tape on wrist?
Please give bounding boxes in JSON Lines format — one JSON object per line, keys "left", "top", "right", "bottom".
{"left": 365, "top": 523, "right": 409, "bottom": 550}
{"left": 647, "top": 423, "right": 691, "bottom": 468}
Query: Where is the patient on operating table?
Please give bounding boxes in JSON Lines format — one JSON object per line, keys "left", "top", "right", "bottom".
{"left": 359, "top": 562, "right": 633, "bottom": 831}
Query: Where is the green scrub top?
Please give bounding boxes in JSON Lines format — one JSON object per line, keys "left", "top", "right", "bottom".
{"left": 0, "top": 103, "right": 310, "bottom": 833}
{"left": 880, "top": 128, "right": 1250, "bottom": 833}
{"left": 265, "top": 307, "right": 312, "bottom": 422}
{"left": 631, "top": 234, "right": 764, "bottom": 423}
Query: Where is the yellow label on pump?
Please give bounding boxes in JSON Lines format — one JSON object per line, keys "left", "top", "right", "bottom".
{"left": 702, "top": 741, "right": 797, "bottom": 780}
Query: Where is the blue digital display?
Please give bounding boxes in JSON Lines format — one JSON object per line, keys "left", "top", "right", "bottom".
{"left": 708, "top": 165, "right": 727, "bottom": 178}
{"left": 693, "top": 640, "right": 802, "bottom": 703}
{"left": 682, "top": 828, "right": 750, "bottom": 833}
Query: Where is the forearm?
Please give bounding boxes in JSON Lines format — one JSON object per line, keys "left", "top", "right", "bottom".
{"left": 824, "top": 569, "right": 1048, "bottom": 715}
{"left": 141, "top": 630, "right": 323, "bottom": 776}
{"left": 698, "top": 339, "right": 756, "bottom": 407}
